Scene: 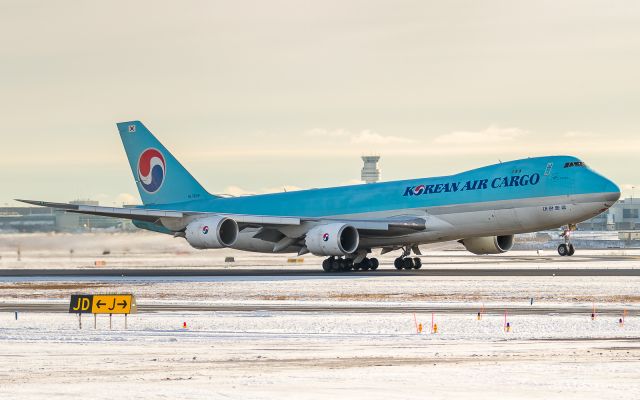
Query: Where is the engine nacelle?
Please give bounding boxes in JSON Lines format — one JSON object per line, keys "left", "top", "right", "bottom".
{"left": 185, "top": 216, "right": 238, "bottom": 249}
{"left": 461, "top": 235, "right": 514, "bottom": 255}
{"left": 305, "top": 223, "right": 359, "bottom": 256}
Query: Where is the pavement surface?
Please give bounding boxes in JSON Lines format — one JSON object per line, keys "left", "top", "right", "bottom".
{"left": 1, "top": 267, "right": 639, "bottom": 277}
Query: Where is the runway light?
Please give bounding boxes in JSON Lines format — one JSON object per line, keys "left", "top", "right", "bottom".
{"left": 432, "top": 323, "right": 438, "bottom": 334}
{"left": 504, "top": 310, "right": 508, "bottom": 332}
{"left": 478, "top": 304, "right": 485, "bottom": 320}
{"left": 505, "top": 322, "right": 511, "bottom": 333}
{"left": 183, "top": 321, "right": 187, "bottom": 329}
{"left": 418, "top": 323, "right": 423, "bottom": 333}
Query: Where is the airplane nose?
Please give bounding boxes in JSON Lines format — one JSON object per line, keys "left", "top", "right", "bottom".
{"left": 601, "top": 176, "right": 621, "bottom": 203}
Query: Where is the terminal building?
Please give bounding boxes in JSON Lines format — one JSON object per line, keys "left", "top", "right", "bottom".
{"left": 577, "top": 198, "right": 640, "bottom": 231}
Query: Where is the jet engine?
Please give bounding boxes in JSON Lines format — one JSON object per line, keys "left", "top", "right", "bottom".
{"left": 185, "top": 216, "right": 239, "bottom": 249}
{"left": 461, "top": 235, "right": 514, "bottom": 255}
{"left": 305, "top": 223, "right": 359, "bottom": 256}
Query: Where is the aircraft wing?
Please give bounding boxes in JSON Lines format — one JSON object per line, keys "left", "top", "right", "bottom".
{"left": 15, "top": 199, "right": 428, "bottom": 233}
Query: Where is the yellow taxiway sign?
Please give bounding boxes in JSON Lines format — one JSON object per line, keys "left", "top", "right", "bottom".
{"left": 69, "top": 294, "right": 136, "bottom": 314}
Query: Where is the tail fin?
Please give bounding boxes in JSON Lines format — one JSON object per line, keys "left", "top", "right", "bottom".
{"left": 117, "top": 121, "right": 214, "bottom": 205}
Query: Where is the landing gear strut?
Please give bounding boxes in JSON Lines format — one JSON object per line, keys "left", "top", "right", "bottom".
{"left": 558, "top": 225, "right": 577, "bottom": 257}
{"left": 394, "top": 246, "right": 422, "bottom": 270}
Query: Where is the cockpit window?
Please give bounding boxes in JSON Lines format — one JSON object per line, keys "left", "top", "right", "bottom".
{"left": 564, "top": 161, "right": 586, "bottom": 168}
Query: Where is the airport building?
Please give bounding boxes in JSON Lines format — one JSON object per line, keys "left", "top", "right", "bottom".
{"left": 0, "top": 200, "right": 133, "bottom": 233}
{"left": 577, "top": 197, "right": 640, "bottom": 231}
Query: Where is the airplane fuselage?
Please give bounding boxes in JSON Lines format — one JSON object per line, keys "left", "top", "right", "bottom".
{"left": 140, "top": 155, "right": 620, "bottom": 253}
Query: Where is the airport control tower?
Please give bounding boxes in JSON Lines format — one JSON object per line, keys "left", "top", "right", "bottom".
{"left": 361, "top": 155, "right": 381, "bottom": 184}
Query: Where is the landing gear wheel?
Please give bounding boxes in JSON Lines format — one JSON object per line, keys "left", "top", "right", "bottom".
{"left": 558, "top": 244, "right": 568, "bottom": 256}
{"left": 331, "top": 257, "right": 341, "bottom": 272}
{"left": 567, "top": 244, "right": 575, "bottom": 256}
{"left": 322, "top": 258, "right": 331, "bottom": 272}
{"left": 338, "top": 258, "right": 351, "bottom": 272}
{"left": 360, "top": 258, "right": 371, "bottom": 271}
{"left": 370, "top": 258, "right": 379, "bottom": 270}
{"left": 403, "top": 257, "right": 414, "bottom": 270}
{"left": 394, "top": 257, "right": 404, "bottom": 270}
{"left": 413, "top": 257, "right": 422, "bottom": 269}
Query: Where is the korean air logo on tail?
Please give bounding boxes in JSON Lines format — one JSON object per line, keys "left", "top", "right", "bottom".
{"left": 137, "top": 148, "right": 166, "bottom": 193}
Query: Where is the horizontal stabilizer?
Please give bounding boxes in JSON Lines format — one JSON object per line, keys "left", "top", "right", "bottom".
{"left": 15, "top": 199, "right": 183, "bottom": 223}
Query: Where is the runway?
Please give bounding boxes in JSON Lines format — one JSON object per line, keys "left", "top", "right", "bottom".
{"left": 1, "top": 301, "right": 638, "bottom": 316}
{"left": 1, "top": 267, "right": 640, "bottom": 278}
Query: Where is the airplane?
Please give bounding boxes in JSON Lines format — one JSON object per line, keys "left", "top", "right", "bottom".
{"left": 18, "top": 121, "right": 621, "bottom": 272}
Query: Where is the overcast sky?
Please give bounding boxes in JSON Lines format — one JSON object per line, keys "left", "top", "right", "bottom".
{"left": 1, "top": 1, "right": 639, "bottom": 206}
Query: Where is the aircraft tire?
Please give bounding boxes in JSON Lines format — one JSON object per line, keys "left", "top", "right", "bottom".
{"left": 346, "top": 259, "right": 354, "bottom": 271}
{"left": 567, "top": 244, "right": 575, "bottom": 256}
{"left": 403, "top": 257, "right": 414, "bottom": 270}
{"left": 558, "top": 244, "right": 568, "bottom": 256}
{"left": 322, "top": 259, "right": 331, "bottom": 272}
{"left": 394, "top": 257, "right": 404, "bottom": 270}
{"left": 370, "top": 258, "right": 379, "bottom": 270}
{"left": 413, "top": 257, "right": 422, "bottom": 269}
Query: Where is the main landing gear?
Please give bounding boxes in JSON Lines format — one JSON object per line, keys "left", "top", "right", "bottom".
{"left": 393, "top": 246, "right": 422, "bottom": 270}
{"left": 558, "top": 225, "right": 577, "bottom": 257}
{"left": 321, "top": 256, "right": 379, "bottom": 273}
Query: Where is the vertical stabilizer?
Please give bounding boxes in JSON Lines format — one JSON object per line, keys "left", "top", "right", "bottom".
{"left": 116, "top": 121, "right": 213, "bottom": 205}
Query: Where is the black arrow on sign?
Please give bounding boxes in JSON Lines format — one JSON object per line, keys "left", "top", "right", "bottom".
{"left": 118, "top": 300, "right": 128, "bottom": 308}
{"left": 96, "top": 300, "right": 105, "bottom": 308}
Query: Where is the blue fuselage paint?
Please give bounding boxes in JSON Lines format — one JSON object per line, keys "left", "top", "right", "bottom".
{"left": 142, "top": 155, "right": 619, "bottom": 219}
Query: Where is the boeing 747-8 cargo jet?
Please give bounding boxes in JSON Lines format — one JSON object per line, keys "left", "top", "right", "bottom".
{"left": 18, "top": 121, "right": 620, "bottom": 272}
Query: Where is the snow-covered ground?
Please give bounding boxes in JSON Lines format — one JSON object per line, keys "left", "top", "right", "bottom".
{"left": 1, "top": 311, "right": 640, "bottom": 399}
{"left": 1, "top": 233, "right": 640, "bottom": 399}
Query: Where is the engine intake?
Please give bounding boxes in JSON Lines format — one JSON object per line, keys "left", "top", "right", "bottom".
{"left": 305, "top": 223, "right": 359, "bottom": 256}
{"left": 461, "top": 235, "right": 514, "bottom": 255}
{"left": 185, "top": 216, "right": 238, "bottom": 249}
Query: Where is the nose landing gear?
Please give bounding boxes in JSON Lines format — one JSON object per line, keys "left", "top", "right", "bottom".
{"left": 558, "top": 225, "right": 577, "bottom": 256}
{"left": 557, "top": 243, "right": 575, "bottom": 256}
